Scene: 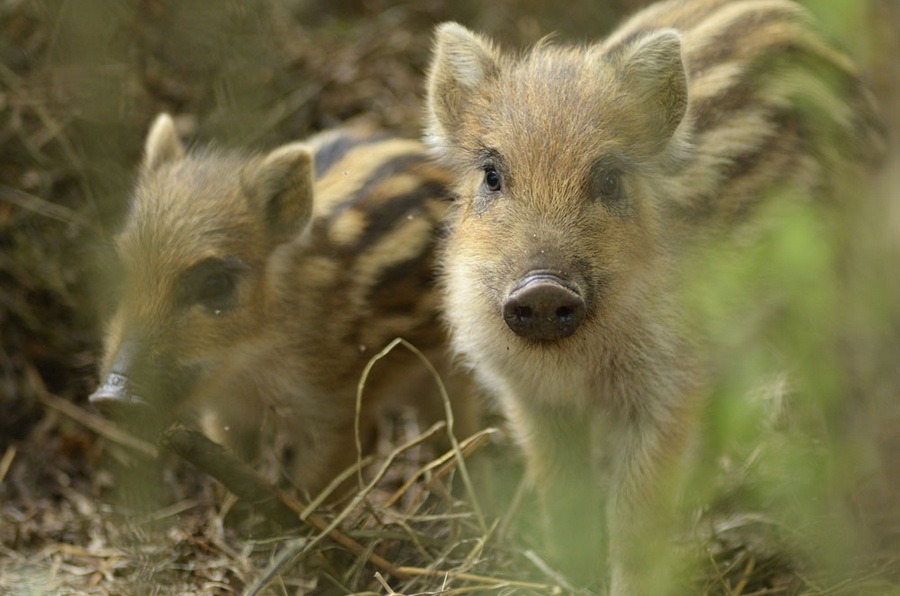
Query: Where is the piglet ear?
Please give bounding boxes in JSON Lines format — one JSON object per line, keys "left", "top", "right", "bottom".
{"left": 142, "top": 113, "right": 186, "bottom": 172}
{"left": 425, "top": 22, "right": 502, "bottom": 149}
{"left": 245, "top": 142, "right": 315, "bottom": 241}
{"left": 609, "top": 29, "right": 688, "bottom": 143}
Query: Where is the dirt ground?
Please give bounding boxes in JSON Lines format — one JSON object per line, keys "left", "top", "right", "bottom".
{"left": 2, "top": 0, "right": 899, "bottom": 594}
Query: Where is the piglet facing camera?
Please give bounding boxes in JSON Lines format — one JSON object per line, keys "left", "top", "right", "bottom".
{"left": 425, "top": 0, "right": 884, "bottom": 592}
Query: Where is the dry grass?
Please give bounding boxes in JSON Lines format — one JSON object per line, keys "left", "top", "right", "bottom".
{"left": 2, "top": 0, "right": 899, "bottom": 594}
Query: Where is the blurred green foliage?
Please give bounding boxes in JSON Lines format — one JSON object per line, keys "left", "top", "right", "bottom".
{"left": 681, "top": 181, "right": 899, "bottom": 588}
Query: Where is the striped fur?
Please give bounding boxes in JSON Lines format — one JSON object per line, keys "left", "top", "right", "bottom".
{"left": 425, "top": 1, "right": 883, "bottom": 593}
{"left": 605, "top": 0, "right": 885, "bottom": 222}
{"left": 92, "top": 115, "right": 467, "bottom": 495}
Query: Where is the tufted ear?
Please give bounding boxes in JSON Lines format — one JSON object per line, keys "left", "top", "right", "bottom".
{"left": 142, "top": 113, "right": 186, "bottom": 172}
{"left": 244, "top": 142, "right": 315, "bottom": 241}
{"left": 608, "top": 29, "right": 688, "bottom": 144}
{"left": 425, "top": 22, "right": 502, "bottom": 149}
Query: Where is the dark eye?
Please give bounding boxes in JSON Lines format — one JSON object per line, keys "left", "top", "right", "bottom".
{"left": 196, "top": 271, "right": 235, "bottom": 310}
{"left": 484, "top": 167, "right": 502, "bottom": 192}
{"left": 178, "top": 257, "right": 248, "bottom": 313}
{"left": 597, "top": 170, "right": 623, "bottom": 202}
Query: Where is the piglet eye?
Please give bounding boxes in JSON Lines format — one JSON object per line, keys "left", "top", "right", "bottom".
{"left": 196, "top": 272, "right": 235, "bottom": 310}
{"left": 598, "top": 170, "right": 622, "bottom": 201}
{"left": 484, "top": 168, "right": 502, "bottom": 192}
{"left": 592, "top": 166, "right": 627, "bottom": 208}
{"left": 178, "top": 257, "right": 249, "bottom": 313}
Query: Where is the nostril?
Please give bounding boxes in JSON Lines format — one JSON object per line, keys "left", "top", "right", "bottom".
{"left": 556, "top": 305, "right": 574, "bottom": 321}
{"left": 513, "top": 305, "right": 534, "bottom": 322}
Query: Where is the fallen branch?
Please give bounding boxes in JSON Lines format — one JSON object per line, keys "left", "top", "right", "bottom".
{"left": 29, "top": 366, "right": 158, "bottom": 458}
{"left": 39, "top": 367, "right": 555, "bottom": 593}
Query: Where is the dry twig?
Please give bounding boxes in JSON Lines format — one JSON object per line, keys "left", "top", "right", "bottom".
{"left": 28, "top": 367, "right": 158, "bottom": 458}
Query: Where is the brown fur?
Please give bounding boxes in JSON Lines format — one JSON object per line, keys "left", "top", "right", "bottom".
{"left": 92, "top": 115, "right": 472, "bottom": 496}
{"left": 425, "top": 0, "right": 884, "bottom": 593}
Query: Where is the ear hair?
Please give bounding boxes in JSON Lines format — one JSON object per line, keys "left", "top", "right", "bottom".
{"left": 245, "top": 143, "right": 315, "bottom": 241}
{"left": 425, "top": 22, "right": 502, "bottom": 150}
{"left": 610, "top": 29, "right": 688, "bottom": 142}
{"left": 142, "top": 113, "right": 186, "bottom": 173}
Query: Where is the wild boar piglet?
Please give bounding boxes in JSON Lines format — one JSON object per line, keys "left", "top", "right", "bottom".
{"left": 425, "top": 0, "right": 884, "bottom": 592}
{"left": 92, "top": 114, "right": 472, "bottom": 496}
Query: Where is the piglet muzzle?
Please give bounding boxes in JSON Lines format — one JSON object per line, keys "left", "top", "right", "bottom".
{"left": 502, "top": 271, "right": 586, "bottom": 341}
